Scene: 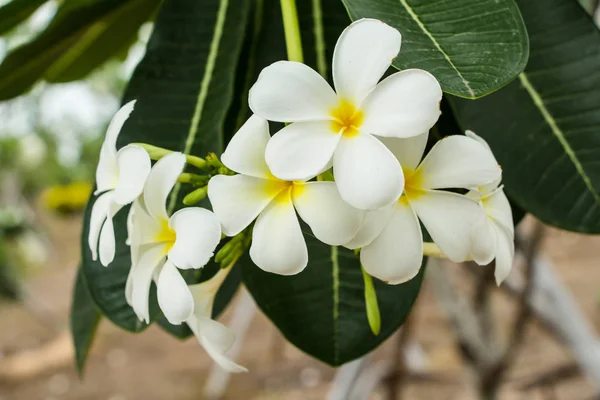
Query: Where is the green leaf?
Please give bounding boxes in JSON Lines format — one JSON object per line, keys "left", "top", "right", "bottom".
{"left": 0, "top": 0, "right": 158, "bottom": 100}
{"left": 70, "top": 268, "right": 102, "bottom": 376}
{"left": 341, "top": 0, "right": 529, "bottom": 99}
{"left": 243, "top": 239, "right": 424, "bottom": 366}
{"left": 0, "top": 0, "right": 48, "bottom": 35}
{"left": 81, "top": 0, "right": 252, "bottom": 331}
{"left": 448, "top": 0, "right": 600, "bottom": 233}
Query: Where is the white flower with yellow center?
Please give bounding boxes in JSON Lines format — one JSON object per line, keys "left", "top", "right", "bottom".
{"left": 465, "top": 130, "right": 515, "bottom": 285}
{"left": 248, "top": 18, "right": 443, "bottom": 210}
{"left": 88, "top": 100, "right": 151, "bottom": 266}
{"left": 346, "top": 132, "right": 502, "bottom": 284}
{"left": 208, "top": 115, "right": 365, "bottom": 275}
{"left": 128, "top": 152, "right": 221, "bottom": 326}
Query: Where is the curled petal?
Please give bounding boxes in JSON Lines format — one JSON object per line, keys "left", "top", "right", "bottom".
{"left": 112, "top": 145, "right": 151, "bottom": 205}
{"left": 168, "top": 208, "right": 221, "bottom": 270}
{"left": 157, "top": 260, "right": 194, "bottom": 325}
{"left": 249, "top": 61, "right": 337, "bottom": 122}
{"left": 188, "top": 268, "right": 231, "bottom": 318}
{"left": 361, "top": 69, "right": 442, "bottom": 138}
{"left": 417, "top": 135, "right": 501, "bottom": 190}
{"left": 98, "top": 202, "right": 124, "bottom": 267}
{"left": 333, "top": 134, "right": 404, "bottom": 210}
{"left": 494, "top": 223, "right": 515, "bottom": 285}
{"left": 221, "top": 115, "right": 271, "bottom": 178}
{"left": 343, "top": 205, "right": 394, "bottom": 250}
{"left": 378, "top": 132, "right": 428, "bottom": 172}
{"left": 208, "top": 175, "right": 276, "bottom": 236}
{"left": 485, "top": 189, "right": 514, "bottom": 235}
{"left": 470, "top": 215, "right": 497, "bottom": 266}
{"left": 410, "top": 190, "right": 481, "bottom": 263}
{"left": 250, "top": 191, "right": 308, "bottom": 275}
{"left": 265, "top": 121, "right": 340, "bottom": 181}
{"left": 333, "top": 18, "right": 401, "bottom": 105}
{"left": 88, "top": 191, "right": 113, "bottom": 261}
{"left": 187, "top": 315, "right": 247, "bottom": 373}
{"left": 293, "top": 181, "right": 365, "bottom": 245}
{"left": 143, "top": 152, "right": 186, "bottom": 222}
{"left": 131, "top": 244, "right": 167, "bottom": 323}
{"left": 361, "top": 200, "right": 423, "bottom": 284}
{"left": 96, "top": 100, "right": 136, "bottom": 193}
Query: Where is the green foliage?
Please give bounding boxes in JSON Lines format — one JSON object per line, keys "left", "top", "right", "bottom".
{"left": 449, "top": 0, "right": 600, "bottom": 233}
{"left": 0, "top": 0, "right": 160, "bottom": 100}
{"left": 341, "top": 0, "right": 529, "bottom": 99}
{"left": 70, "top": 268, "right": 102, "bottom": 376}
{"left": 0, "top": 0, "right": 48, "bottom": 35}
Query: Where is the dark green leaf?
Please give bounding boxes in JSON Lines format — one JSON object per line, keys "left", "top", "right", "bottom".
{"left": 82, "top": 0, "right": 252, "bottom": 331}
{"left": 341, "top": 0, "right": 529, "bottom": 99}
{"left": 0, "top": 0, "right": 158, "bottom": 100}
{"left": 70, "top": 268, "right": 102, "bottom": 376}
{"left": 243, "top": 238, "right": 424, "bottom": 366}
{"left": 449, "top": 0, "right": 600, "bottom": 233}
{"left": 0, "top": 0, "right": 48, "bottom": 35}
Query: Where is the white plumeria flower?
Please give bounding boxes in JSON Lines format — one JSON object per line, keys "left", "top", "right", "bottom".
{"left": 208, "top": 115, "right": 365, "bottom": 275}
{"left": 465, "top": 130, "right": 515, "bottom": 285}
{"left": 249, "top": 18, "right": 443, "bottom": 210}
{"left": 186, "top": 268, "right": 247, "bottom": 372}
{"left": 128, "top": 152, "right": 222, "bottom": 326}
{"left": 88, "top": 100, "right": 151, "bottom": 266}
{"left": 346, "top": 131, "right": 502, "bottom": 284}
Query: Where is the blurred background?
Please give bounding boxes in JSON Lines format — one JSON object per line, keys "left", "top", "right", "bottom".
{"left": 1, "top": 0, "right": 600, "bottom": 399}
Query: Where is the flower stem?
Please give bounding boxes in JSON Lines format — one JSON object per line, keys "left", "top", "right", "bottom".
{"left": 361, "top": 265, "right": 381, "bottom": 335}
{"left": 132, "top": 143, "right": 207, "bottom": 170}
{"left": 280, "top": 0, "right": 304, "bottom": 62}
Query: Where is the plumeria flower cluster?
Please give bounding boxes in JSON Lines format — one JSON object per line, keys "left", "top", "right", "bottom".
{"left": 88, "top": 18, "right": 517, "bottom": 374}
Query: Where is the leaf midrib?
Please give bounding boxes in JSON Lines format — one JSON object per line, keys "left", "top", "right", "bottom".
{"left": 518, "top": 72, "right": 600, "bottom": 206}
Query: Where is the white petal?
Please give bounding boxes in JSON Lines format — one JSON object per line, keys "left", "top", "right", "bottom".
{"left": 470, "top": 213, "right": 497, "bottom": 266}
{"left": 249, "top": 61, "right": 337, "bottom": 122}
{"left": 409, "top": 190, "right": 481, "bottom": 262}
{"left": 208, "top": 174, "right": 277, "bottom": 236}
{"left": 156, "top": 260, "right": 194, "bottom": 325}
{"left": 485, "top": 188, "right": 514, "bottom": 235}
{"left": 250, "top": 191, "right": 308, "bottom": 275}
{"left": 465, "top": 130, "right": 490, "bottom": 150}
{"left": 265, "top": 121, "right": 340, "bottom": 181}
{"left": 125, "top": 264, "right": 135, "bottom": 307}
{"left": 417, "top": 135, "right": 501, "bottom": 190}
{"left": 143, "top": 152, "right": 186, "bottom": 222}
{"left": 343, "top": 205, "right": 394, "bottom": 249}
{"left": 188, "top": 268, "right": 230, "bottom": 318}
{"left": 221, "top": 115, "right": 271, "bottom": 178}
{"left": 168, "top": 208, "right": 221, "bottom": 269}
{"left": 333, "top": 19, "right": 401, "bottom": 105}
{"left": 88, "top": 191, "right": 113, "bottom": 261}
{"left": 361, "top": 69, "right": 442, "bottom": 138}
{"left": 112, "top": 145, "right": 151, "bottom": 205}
{"left": 95, "top": 101, "right": 136, "bottom": 193}
{"left": 361, "top": 200, "right": 423, "bottom": 284}
{"left": 333, "top": 134, "right": 404, "bottom": 210}
{"left": 292, "top": 182, "right": 365, "bottom": 245}
{"left": 378, "top": 132, "right": 429, "bottom": 171}
{"left": 188, "top": 315, "right": 247, "bottom": 373}
{"left": 98, "top": 202, "right": 124, "bottom": 267}
{"left": 131, "top": 244, "right": 167, "bottom": 323}
{"left": 493, "top": 223, "right": 515, "bottom": 285}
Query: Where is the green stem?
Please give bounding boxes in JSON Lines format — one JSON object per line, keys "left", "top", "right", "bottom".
{"left": 280, "top": 0, "right": 304, "bottom": 62}
{"left": 132, "top": 143, "right": 207, "bottom": 170}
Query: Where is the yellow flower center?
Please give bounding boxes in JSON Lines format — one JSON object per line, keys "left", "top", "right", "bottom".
{"left": 154, "top": 218, "right": 176, "bottom": 252}
{"left": 264, "top": 179, "right": 305, "bottom": 203}
{"left": 401, "top": 168, "right": 425, "bottom": 201}
{"left": 330, "top": 100, "right": 364, "bottom": 138}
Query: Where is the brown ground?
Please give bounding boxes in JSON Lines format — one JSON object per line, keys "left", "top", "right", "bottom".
{"left": 0, "top": 212, "right": 598, "bottom": 400}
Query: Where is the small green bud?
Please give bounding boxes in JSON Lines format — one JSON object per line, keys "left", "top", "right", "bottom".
{"left": 182, "top": 186, "right": 208, "bottom": 205}
{"left": 361, "top": 265, "right": 381, "bottom": 335}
